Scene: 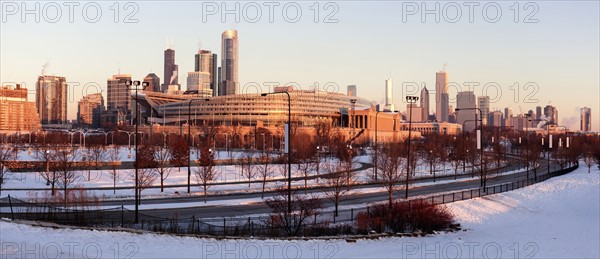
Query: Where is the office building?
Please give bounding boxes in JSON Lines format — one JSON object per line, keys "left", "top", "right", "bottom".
{"left": 581, "top": 107, "right": 591, "bottom": 132}
{"left": 194, "top": 50, "right": 218, "bottom": 96}
{"left": 504, "top": 107, "right": 513, "bottom": 127}
{"left": 143, "top": 73, "right": 161, "bottom": 92}
{"left": 186, "top": 71, "right": 213, "bottom": 97}
{"left": 77, "top": 93, "right": 105, "bottom": 128}
{"left": 221, "top": 30, "right": 238, "bottom": 96}
{"left": 0, "top": 84, "right": 41, "bottom": 132}
{"left": 162, "top": 48, "right": 179, "bottom": 92}
{"left": 420, "top": 87, "right": 429, "bottom": 122}
{"left": 477, "top": 96, "right": 490, "bottom": 126}
{"left": 488, "top": 110, "right": 503, "bottom": 127}
{"left": 544, "top": 105, "right": 558, "bottom": 126}
{"left": 456, "top": 91, "right": 477, "bottom": 132}
{"left": 36, "top": 75, "right": 68, "bottom": 124}
{"left": 106, "top": 74, "right": 132, "bottom": 125}
{"left": 435, "top": 71, "right": 449, "bottom": 122}
{"left": 405, "top": 103, "right": 422, "bottom": 122}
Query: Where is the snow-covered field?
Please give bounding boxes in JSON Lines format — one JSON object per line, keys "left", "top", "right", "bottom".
{"left": 2, "top": 163, "right": 598, "bottom": 258}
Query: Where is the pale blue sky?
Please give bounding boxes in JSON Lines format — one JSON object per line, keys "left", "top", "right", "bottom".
{"left": 1, "top": 1, "right": 598, "bottom": 130}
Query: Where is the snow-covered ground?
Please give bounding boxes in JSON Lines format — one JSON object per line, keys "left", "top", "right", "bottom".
{"left": 2, "top": 163, "right": 598, "bottom": 259}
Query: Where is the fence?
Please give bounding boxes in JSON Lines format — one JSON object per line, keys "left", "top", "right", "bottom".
{"left": 0, "top": 162, "right": 579, "bottom": 237}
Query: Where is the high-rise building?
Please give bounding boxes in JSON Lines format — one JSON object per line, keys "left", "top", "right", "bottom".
{"left": 186, "top": 71, "right": 212, "bottom": 97}
{"left": 504, "top": 107, "right": 513, "bottom": 127}
{"left": 477, "top": 96, "right": 490, "bottom": 126}
{"left": 77, "top": 93, "right": 105, "bottom": 128}
{"left": 536, "top": 106, "right": 542, "bottom": 120}
{"left": 544, "top": 105, "right": 558, "bottom": 126}
{"left": 581, "top": 107, "right": 592, "bottom": 132}
{"left": 435, "top": 71, "right": 449, "bottom": 122}
{"left": 347, "top": 85, "right": 357, "bottom": 97}
{"left": 107, "top": 74, "right": 132, "bottom": 125}
{"left": 405, "top": 103, "right": 422, "bottom": 122}
{"left": 420, "top": 87, "right": 429, "bottom": 122}
{"left": 456, "top": 91, "right": 477, "bottom": 132}
{"left": 221, "top": 30, "right": 238, "bottom": 96}
{"left": 36, "top": 75, "right": 68, "bottom": 124}
{"left": 488, "top": 110, "right": 503, "bottom": 127}
{"left": 194, "top": 50, "right": 218, "bottom": 96}
{"left": 162, "top": 48, "right": 179, "bottom": 92}
{"left": 383, "top": 78, "right": 395, "bottom": 112}
{"left": 0, "top": 84, "right": 41, "bottom": 131}
{"left": 143, "top": 73, "right": 161, "bottom": 92}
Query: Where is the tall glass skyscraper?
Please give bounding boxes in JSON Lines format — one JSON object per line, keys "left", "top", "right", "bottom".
{"left": 36, "top": 75, "right": 67, "bottom": 124}
{"left": 221, "top": 30, "right": 238, "bottom": 96}
{"left": 581, "top": 107, "right": 592, "bottom": 132}
{"left": 163, "top": 48, "right": 179, "bottom": 92}
{"left": 435, "top": 71, "right": 449, "bottom": 122}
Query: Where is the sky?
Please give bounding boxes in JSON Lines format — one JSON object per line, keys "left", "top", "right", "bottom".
{"left": 1, "top": 1, "right": 598, "bottom": 130}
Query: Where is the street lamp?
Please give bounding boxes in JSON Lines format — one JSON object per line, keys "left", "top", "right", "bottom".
{"left": 405, "top": 96, "right": 419, "bottom": 199}
{"left": 126, "top": 79, "right": 148, "bottom": 224}
{"left": 261, "top": 91, "right": 292, "bottom": 214}
{"left": 187, "top": 98, "right": 210, "bottom": 194}
{"left": 462, "top": 119, "right": 481, "bottom": 176}
{"left": 455, "top": 107, "right": 485, "bottom": 188}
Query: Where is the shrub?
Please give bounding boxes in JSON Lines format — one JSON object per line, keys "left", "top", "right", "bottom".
{"left": 356, "top": 201, "right": 454, "bottom": 233}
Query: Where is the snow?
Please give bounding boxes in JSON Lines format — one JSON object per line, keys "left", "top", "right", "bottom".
{"left": 1, "top": 162, "right": 598, "bottom": 259}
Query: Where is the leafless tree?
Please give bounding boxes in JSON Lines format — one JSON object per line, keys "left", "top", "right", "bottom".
{"left": 54, "top": 148, "right": 79, "bottom": 207}
{"left": 0, "top": 145, "right": 15, "bottom": 195}
{"left": 153, "top": 146, "right": 173, "bottom": 192}
{"left": 34, "top": 144, "right": 58, "bottom": 196}
{"left": 372, "top": 143, "right": 405, "bottom": 209}
{"left": 195, "top": 147, "right": 218, "bottom": 202}
{"left": 88, "top": 144, "right": 107, "bottom": 181}
{"left": 239, "top": 151, "right": 256, "bottom": 187}
{"left": 265, "top": 190, "right": 322, "bottom": 236}
{"left": 256, "top": 152, "right": 275, "bottom": 198}
{"left": 168, "top": 135, "right": 188, "bottom": 171}
{"left": 294, "top": 133, "right": 315, "bottom": 193}
{"left": 107, "top": 146, "right": 121, "bottom": 194}
{"left": 322, "top": 161, "right": 356, "bottom": 217}
{"left": 130, "top": 168, "right": 157, "bottom": 206}
{"left": 423, "top": 138, "right": 443, "bottom": 182}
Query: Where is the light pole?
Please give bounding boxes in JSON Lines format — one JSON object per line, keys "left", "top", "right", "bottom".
{"left": 455, "top": 107, "right": 484, "bottom": 188}
{"left": 261, "top": 91, "right": 292, "bottom": 214}
{"left": 462, "top": 119, "right": 481, "bottom": 176}
{"left": 187, "top": 98, "right": 210, "bottom": 194}
{"left": 405, "top": 96, "right": 419, "bottom": 199}
{"left": 126, "top": 79, "right": 148, "bottom": 224}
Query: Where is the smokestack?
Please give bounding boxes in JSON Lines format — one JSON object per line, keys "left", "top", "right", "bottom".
{"left": 41, "top": 61, "right": 50, "bottom": 75}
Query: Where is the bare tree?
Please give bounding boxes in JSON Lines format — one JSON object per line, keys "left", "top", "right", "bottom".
{"left": 0, "top": 146, "right": 14, "bottom": 195}
{"left": 168, "top": 135, "right": 188, "bottom": 171}
{"left": 372, "top": 143, "right": 405, "bottom": 209}
{"left": 423, "top": 138, "right": 442, "bottom": 182}
{"left": 54, "top": 148, "right": 79, "bottom": 207}
{"left": 34, "top": 144, "right": 58, "bottom": 196}
{"left": 153, "top": 146, "right": 173, "bottom": 192}
{"left": 107, "top": 146, "right": 121, "bottom": 194}
{"left": 130, "top": 168, "right": 157, "bottom": 205}
{"left": 87, "top": 144, "right": 107, "bottom": 181}
{"left": 195, "top": 147, "right": 218, "bottom": 202}
{"left": 256, "top": 152, "right": 274, "bottom": 198}
{"left": 239, "top": 151, "right": 256, "bottom": 187}
{"left": 294, "top": 133, "right": 315, "bottom": 193}
{"left": 322, "top": 161, "right": 356, "bottom": 217}
{"left": 265, "top": 190, "right": 322, "bottom": 236}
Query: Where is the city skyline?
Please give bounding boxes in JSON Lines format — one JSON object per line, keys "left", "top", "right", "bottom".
{"left": 1, "top": 1, "right": 598, "bottom": 130}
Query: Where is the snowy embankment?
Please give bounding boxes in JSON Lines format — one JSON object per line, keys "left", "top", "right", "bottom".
{"left": 1, "top": 164, "right": 598, "bottom": 259}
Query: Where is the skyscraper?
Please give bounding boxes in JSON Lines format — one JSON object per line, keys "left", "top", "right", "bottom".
{"left": 544, "top": 105, "right": 558, "bottom": 126}
{"left": 488, "top": 111, "right": 504, "bottom": 127}
{"left": 456, "top": 91, "right": 477, "bottom": 132}
{"left": 36, "top": 75, "right": 68, "bottom": 124}
{"left": 420, "top": 87, "right": 429, "bottom": 122}
{"left": 221, "top": 30, "right": 238, "bottom": 96}
{"left": 504, "top": 107, "right": 513, "bottom": 127}
{"left": 143, "top": 73, "right": 161, "bottom": 92}
{"left": 477, "top": 96, "right": 490, "bottom": 126}
{"left": 347, "top": 85, "right": 357, "bottom": 97}
{"left": 194, "top": 50, "right": 218, "bottom": 96}
{"left": 383, "top": 78, "right": 395, "bottom": 112}
{"left": 581, "top": 107, "right": 592, "bottom": 132}
{"left": 77, "top": 93, "right": 105, "bottom": 128}
{"left": 536, "top": 106, "right": 542, "bottom": 120}
{"left": 162, "top": 48, "right": 179, "bottom": 92}
{"left": 0, "top": 84, "right": 41, "bottom": 131}
{"left": 107, "top": 74, "right": 132, "bottom": 124}
{"left": 435, "top": 71, "right": 449, "bottom": 122}
{"left": 186, "top": 72, "right": 212, "bottom": 96}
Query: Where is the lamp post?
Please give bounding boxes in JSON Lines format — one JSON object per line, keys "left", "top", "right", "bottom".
{"left": 187, "top": 98, "right": 210, "bottom": 193}
{"left": 126, "top": 79, "right": 148, "bottom": 224}
{"left": 455, "top": 107, "right": 484, "bottom": 188}
{"left": 405, "top": 96, "right": 419, "bottom": 199}
{"left": 261, "top": 91, "right": 292, "bottom": 214}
